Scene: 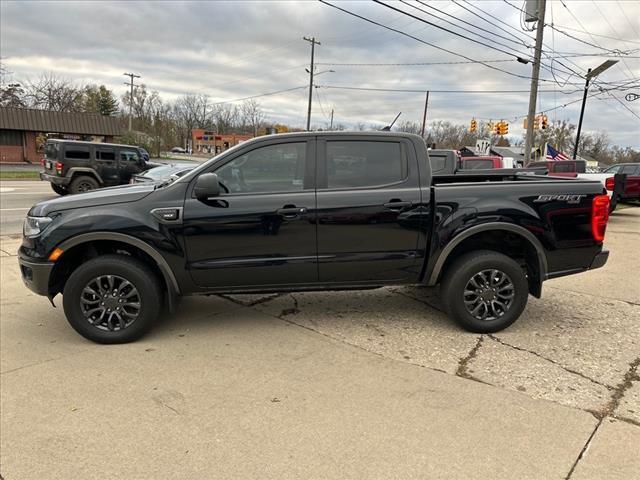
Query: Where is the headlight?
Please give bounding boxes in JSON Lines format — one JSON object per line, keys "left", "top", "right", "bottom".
{"left": 23, "top": 216, "right": 53, "bottom": 238}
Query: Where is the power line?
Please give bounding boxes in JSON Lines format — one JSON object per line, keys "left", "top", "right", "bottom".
{"left": 318, "top": 0, "right": 580, "bottom": 84}
{"left": 317, "top": 85, "right": 582, "bottom": 94}
{"left": 550, "top": 22, "right": 640, "bottom": 45}
{"left": 412, "top": 0, "right": 532, "bottom": 50}
{"left": 316, "top": 59, "right": 515, "bottom": 67}
{"left": 209, "top": 86, "right": 307, "bottom": 106}
{"left": 374, "top": 0, "right": 531, "bottom": 61}
{"left": 453, "top": 0, "right": 536, "bottom": 44}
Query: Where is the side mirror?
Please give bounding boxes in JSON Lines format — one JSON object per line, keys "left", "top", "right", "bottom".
{"left": 194, "top": 173, "right": 221, "bottom": 200}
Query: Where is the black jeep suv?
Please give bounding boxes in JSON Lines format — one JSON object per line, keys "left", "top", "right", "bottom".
{"left": 40, "top": 139, "right": 154, "bottom": 195}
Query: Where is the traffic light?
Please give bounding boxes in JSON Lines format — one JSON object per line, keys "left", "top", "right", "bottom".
{"left": 494, "top": 121, "right": 508, "bottom": 135}
{"left": 470, "top": 118, "right": 477, "bottom": 133}
{"left": 541, "top": 115, "right": 548, "bottom": 129}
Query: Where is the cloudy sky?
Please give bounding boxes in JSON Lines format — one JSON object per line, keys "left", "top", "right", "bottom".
{"left": 1, "top": 0, "right": 639, "bottom": 147}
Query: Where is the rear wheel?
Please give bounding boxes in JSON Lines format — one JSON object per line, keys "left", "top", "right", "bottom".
{"left": 50, "top": 183, "right": 69, "bottom": 196}
{"left": 69, "top": 175, "right": 99, "bottom": 194}
{"left": 62, "top": 254, "right": 163, "bottom": 343}
{"left": 441, "top": 250, "right": 529, "bottom": 333}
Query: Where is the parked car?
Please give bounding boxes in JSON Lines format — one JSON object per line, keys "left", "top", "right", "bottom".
{"left": 40, "top": 140, "right": 156, "bottom": 195}
{"left": 20, "top": 132, "right": 610, "bottom": 343}
{"left": 579, "top": 162, "right": 640, "bottom": 190}
{"left": 604, "top": 164, "right": 640, "bottom": 202}
{"left": 130, "top": 162, "right": 196, "bottom": 184}
{"left": 171, "top": 147, "right": 187, "bottom": 154}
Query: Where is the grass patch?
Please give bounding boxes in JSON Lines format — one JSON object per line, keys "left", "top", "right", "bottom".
{"left": 0, "top": 171, "right": 40, "bottom": 180}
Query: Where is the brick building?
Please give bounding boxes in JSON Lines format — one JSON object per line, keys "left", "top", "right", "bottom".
{"left": 0, "top": 107, "right": 123, "bottom": 164}
{"left": 191, "top": 129, "right": 253, "bottom": 155}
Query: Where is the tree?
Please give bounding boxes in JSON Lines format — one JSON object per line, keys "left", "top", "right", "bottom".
{"left": 0, "top": 82, "right": 25, "bottom": 107}
{"left": 84, "top": 85, "right": 119, "bottom": 116}
{"left": 240, "top": 99, "right": 265, "bottom": 136}
{"left": 24, "top": 73, "right": 84, "bottom": 111}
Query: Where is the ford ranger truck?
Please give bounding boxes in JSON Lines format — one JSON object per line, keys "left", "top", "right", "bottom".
{"left": 19, "top": 132, "right": 610, "bottom": 343}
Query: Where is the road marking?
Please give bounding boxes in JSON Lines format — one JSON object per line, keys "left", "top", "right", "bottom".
{"left": 0, "top": 188, "right": 16, "bottom": 192}
{"left": 0, "top": 208, "right": 29, "bottom": 211}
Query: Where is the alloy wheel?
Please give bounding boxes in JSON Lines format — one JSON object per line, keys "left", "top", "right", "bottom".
{"left": 80, "top": 275, "right": 141, "bottom": 331}
{"left": 463, "top": 269, "right": 515, "bottom": 321}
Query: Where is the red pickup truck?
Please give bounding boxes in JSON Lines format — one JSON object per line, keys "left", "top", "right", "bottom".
{"left": 604, "top": 163, "right": 640, "bottom": 201}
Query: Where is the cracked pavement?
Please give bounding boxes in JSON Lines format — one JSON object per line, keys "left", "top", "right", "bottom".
{"left": 1, "top": 207, "right": 639, "bottom": 478}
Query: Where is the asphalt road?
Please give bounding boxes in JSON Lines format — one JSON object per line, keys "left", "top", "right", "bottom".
{"left": 0, "top": 181, "right": 57, "bottom": 236}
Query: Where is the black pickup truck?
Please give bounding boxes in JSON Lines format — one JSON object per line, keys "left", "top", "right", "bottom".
{"left": 19, "top": 132, "right": 610, "bottom": 343}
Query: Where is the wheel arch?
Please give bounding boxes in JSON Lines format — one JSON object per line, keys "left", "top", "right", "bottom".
{"left": 68, "top": 168, "right": 103, "bottom": 185}
{"left": 426, "top": 222, "right": 547, "bottom": 297}
{"left": 50, "top": 232, "right": 180, "bottom": 300}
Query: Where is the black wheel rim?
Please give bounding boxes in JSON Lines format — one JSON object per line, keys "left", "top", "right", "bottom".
{"left": 463, "top": 269, "right": 515, "bottom": 321}
{"left": 77, "top": 181, "right": 94, "bottom": 192}
{"left": 80, "top": 275, "right": 141, "bottom": 331}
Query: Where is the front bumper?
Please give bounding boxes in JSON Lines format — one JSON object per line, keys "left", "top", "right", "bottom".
{"left": 590, "top": 249, "right": 609, "bottom": 270}
{"left": 18, "top": 252, "right": 54, "bottom": 296}
{"left": 40, "top": 172, "right": 70, "bottom": 186}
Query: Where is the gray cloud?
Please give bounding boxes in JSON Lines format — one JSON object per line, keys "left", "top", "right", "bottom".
{"left": 1, "top": 0, "right": 638, "bottom": 146}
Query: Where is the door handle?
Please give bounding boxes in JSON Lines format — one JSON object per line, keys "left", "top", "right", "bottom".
{"left": 383, "top": 201, "right": 413, "bottom": 210}
{"left": 277, "top": 206, "right": 307, "bottom": 218}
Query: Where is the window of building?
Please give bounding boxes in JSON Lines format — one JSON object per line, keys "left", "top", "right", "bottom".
{"left": 0, "top": 130, "right": 22, "bottom": 146}
{"left": 216, "top": 142, "right": 307, "bottom": 194}
{"left": 325, "top": 141, "right": 405, "bottom": 189}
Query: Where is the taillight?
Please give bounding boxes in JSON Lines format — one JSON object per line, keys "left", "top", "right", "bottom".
{"left": 55, "top": 161, "right": 63, "bottom": 175}
{"left": 605, "top": 177, "right": 614, "bottom": 191}
{"left": 591, "top": 194, "right": 610, "bottom": 243}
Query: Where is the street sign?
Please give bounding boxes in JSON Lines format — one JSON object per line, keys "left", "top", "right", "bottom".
{"left": 475, "top": 139, "right": 491, "bottom": 155}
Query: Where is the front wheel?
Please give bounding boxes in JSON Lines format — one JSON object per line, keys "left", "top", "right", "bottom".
{"left": 50, "top": 183, "right": 69, "bottom": 196}
{"left": 62, "top": 254, "right": 163, "bottom": 343}
{"left": 441, "top": 250, "right": 529, "bottom": 333}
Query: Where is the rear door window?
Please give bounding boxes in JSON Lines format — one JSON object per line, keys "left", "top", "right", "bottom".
{"left": 64, "top": 146, "right": 90, "bottom": 160}
{"left": 96, "top": 149, "right": 115, "bottom": 161}
{"left": 324, "top": 141, "right": 406, "bottom": 189}
{"left": 620, "top": 165, "right": 637, "bottom": 174}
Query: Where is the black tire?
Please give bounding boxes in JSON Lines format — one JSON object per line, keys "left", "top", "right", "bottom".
{"left": 69, "top": 175, "right": 99, "bottom": 194}
{"left": 62, "top": 254, "right": 163, "bottom": 344}
{"left": 50, "top": 183, "right": 69, "bottom": 196}
{"left": 441, "top": 250, "right": 529, "bottom": 333}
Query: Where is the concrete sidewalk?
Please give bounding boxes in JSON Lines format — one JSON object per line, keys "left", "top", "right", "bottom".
{"left": 1, "top": 209, "right": 639, "bottom": 479}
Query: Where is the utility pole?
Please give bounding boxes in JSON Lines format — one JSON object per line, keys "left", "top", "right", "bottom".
{"left": 420, "top": 91, "right": 430, "bottom": 138}
{"left": 123, "top": 72, "right": 141, "bottom": 131}
{"left": 523, "top": 0, "right": 546, "bottom": 164}
{"left": 303, "top": 36, "right": 320, "bottom": 131}
{"left": 330, "top": 109, "right": 334, "bottom": 130}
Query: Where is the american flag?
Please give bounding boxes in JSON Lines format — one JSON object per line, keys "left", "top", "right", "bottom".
{"left": 546, "top": 144, "right": 569, "bottom": 161}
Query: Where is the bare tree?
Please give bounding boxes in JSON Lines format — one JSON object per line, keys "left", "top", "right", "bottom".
{"left": 24, "top": 73, "right": 84, "bottom": 112}
{"left": 240, "top": 99, "right": 265, "bottom": 136}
